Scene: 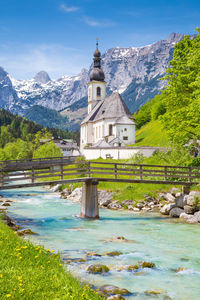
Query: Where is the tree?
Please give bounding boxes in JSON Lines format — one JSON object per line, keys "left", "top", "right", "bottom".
{"left": 160, "top": 28, "right": 200, "bottom": 145}
{"left": 33, "top": 141, "right": 63, "bottom": 159}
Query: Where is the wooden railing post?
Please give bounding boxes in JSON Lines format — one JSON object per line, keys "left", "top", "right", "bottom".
{"left": 31, "top": 167, "right": 35, "bottom": 183}
{"left": 60, "top": 165, "right": 63, "bottom": 180}
{"left": 164, "top": 166, "right": 167, "bottom": 181}
{"left": 114, "top": 163, "right": 117, "bottom": 179}
{"left": 139, "top": 165, "right": 143, "bottom": 180}
{"left": 188, "top": 167, "right": 192, "bottom": 183}
{"left": 88, "top": 162, "right": 90, "bottom": 178}
{"left": 0, "top": 169, "right": 3, "bottom": 186}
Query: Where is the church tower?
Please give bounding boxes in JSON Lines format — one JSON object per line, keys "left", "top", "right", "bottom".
{"left": 88, "top": 40, "right": 106, "bottom": 114}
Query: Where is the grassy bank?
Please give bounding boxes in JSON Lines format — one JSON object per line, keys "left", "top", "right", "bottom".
{"left": 127, "top": 120, "right": 170, "bottom": 147}
{"left": 0, "top": 215, "right": 103, "bottom": 300}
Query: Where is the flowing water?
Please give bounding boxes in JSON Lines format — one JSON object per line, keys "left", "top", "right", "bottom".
{"left": 2, "top": 185, "right": 200, "bottom": 300}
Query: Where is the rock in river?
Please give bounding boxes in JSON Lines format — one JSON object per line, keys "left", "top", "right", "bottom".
{"left": 103, "top": 251, "right": 122, "bottom": 257}
{"left": 100, "top": 285, "right": 130, "bottom": 296}
{"left": 169, "top": 207, "right": 184, "bottom": 218}
{"left": 87, "top": 264, "right": 110, "bottom": 274}
{"left": 107, "top": 295, "right": 125, "bottom": 300}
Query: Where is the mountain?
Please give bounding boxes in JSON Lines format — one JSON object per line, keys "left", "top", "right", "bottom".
{"left": 0, "top": 33, "right": 186, "bottom": 128}
{"left": 34, "top": 71, "right": 51, "bottom": 84}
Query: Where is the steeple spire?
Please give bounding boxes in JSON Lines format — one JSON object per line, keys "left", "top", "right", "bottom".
{"left": 90, "top": 39, "right": 105, "bottom": 81}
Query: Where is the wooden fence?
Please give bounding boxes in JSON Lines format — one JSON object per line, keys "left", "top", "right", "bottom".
{"left": 1, "top": 160, "right": 200, "bottom": 190}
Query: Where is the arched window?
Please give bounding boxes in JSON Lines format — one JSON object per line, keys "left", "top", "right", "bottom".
{"left": 97, "top": 87, "right": 101, "bottom": 97}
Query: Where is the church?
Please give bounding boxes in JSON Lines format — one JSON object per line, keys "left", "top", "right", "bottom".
{"left": 80, "top": 42, "right": 135, "bottom": 151}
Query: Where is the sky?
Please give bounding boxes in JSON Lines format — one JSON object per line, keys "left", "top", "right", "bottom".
{"left": 0, "top": 0, "right": 199, "bottom": 80}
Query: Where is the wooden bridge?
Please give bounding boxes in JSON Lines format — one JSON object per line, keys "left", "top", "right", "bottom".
{"left": 1, "top": 157, "right": 200, "bottom": 219}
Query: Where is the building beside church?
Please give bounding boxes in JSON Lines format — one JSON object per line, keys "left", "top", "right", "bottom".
{"left": 80, "top": 42, "right": 135, "bottom": 151}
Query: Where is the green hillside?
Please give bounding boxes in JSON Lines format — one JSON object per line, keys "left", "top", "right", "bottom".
{"left": 134, "top": 119, "right": 170, "bottom": 147}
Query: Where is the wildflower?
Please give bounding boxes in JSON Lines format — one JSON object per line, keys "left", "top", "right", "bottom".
{"left": 19, "top": 256, "right": 22, "bottom": 260}
{"left": 18, "top": 276, "right": 22, "bottom": 281}
{"left": 52, "top": 250, "right": 55, "bottom": 253}
{"left": 35, "top": 255, "right": 38, "bottom": 259}
{"left": 0, "top": 274, "right": 3, "bottom": 278}
{"left": 6, "top": 295, "right": 11, "bottom": 298}
{"left": 52, "top": 275, "right": 57, "bottom": 279}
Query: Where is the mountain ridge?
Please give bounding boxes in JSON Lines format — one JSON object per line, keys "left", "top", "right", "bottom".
{"left": 0, "top": 33, "right": 189, "bottom": 129}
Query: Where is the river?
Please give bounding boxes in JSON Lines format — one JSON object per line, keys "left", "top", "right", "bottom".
{"left": 2, "top": 185, "right": 200, "bottom": 300}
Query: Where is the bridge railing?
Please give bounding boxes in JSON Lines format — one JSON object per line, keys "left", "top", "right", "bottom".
{"left": 1, "top": 160, "right": 200, "bottom": 187}
{"left": 0, "top": 156, "right": 77, "bottom": 165}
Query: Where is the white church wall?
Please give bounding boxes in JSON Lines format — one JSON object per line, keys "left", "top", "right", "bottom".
{"left": 115, "top": 124, "right": 135, "bottom": 144}
{"left": 82, "top": 147, "right": 162, "bottom": 160}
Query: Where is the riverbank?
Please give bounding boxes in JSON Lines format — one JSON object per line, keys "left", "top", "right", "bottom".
{"left": 2, "top": 186, "right": 200, "bottom": 300}
{"left": 0, "top": 211, "right": 103, "bottom": 300}
{"left": 57, "top": 184, "right": 200, "bottom": 224}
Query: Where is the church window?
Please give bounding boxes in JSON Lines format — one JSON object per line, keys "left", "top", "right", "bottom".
{"left": 97, "top": 87, "right": 101, "bottom": 97}
{"left": 109, "top": 124, "right": 113, "bottom": 136}
{"left": 123, "top": 136, "right": 128, "bottom": 140}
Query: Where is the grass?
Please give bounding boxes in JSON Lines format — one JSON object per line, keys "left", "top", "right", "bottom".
{"left": 129, "top": 119, "right": 170, "bottom": 147}
{"left": 0, "top": 214, "right": 103, "bottom": 300}
{"left": 56, "top": 158, "right": 183, "bottom": 202}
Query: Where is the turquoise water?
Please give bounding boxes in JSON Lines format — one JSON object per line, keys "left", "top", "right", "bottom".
{"left": 2, "top": 185, "right": 200, "bottom": 300}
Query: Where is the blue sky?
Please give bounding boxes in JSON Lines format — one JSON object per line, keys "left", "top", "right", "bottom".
{"left": 0, "top": 0, "right": 199, "bottom": 79}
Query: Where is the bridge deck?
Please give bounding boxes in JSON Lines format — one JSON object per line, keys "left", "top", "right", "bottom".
{"left": 1, "top": 159, "right": 200, "bottom": 190}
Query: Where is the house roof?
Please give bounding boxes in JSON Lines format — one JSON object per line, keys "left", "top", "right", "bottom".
{"left": 81, "top": 92, "right": 133, "bottom": 125}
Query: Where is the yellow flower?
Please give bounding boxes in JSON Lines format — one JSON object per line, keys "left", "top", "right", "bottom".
{"left": 0, "top": 274, "right": 3, "bottom": 278}
{"left": 51, "top": 250, "right": 55, "bottom": 253}
{"left": 52, "top": 275, "right": 57, "bottom": 279}
{"left": 6, "top": 295, "right": 11, "bottom": 298}
{"left": 35, "top": 255, "right": 38, "bottom": 259}
{"left": 59, "top": 264, "right": 62, "bottom": 266}
{"left": 18, "top": 276, "right": 22, "bottom": 281}
{"left": 19, "top": 257, "right": 22, "bottom": 260}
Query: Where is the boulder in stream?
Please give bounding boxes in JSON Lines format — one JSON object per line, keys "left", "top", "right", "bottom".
{"left": 87, "top": 264, "right": 110, "bottom": 274}
{"left": 100, "top": 285, "right": 130, "bottom": 296}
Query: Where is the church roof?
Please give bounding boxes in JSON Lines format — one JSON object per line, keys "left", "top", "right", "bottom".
{"left": 114, "top": 115, "right": 135, "bottom": 125}
{"left": 81, "top": 92, "right": 133, "bottom": 125}
{"left": 81, "top": 99, "right": 104, "bottom": 124}
{"left": 92, "top": 139, "right": 111, "bottom": 148}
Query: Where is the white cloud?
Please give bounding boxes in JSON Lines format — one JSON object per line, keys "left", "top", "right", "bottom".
{"left": 83, "top": 16, "right": 115, "bottom": 27}
{"left": 0, "top": 43, "right": 90, "bottom": 80}
{"left": 60, "top": 3, "right": 80, "bottom": 13}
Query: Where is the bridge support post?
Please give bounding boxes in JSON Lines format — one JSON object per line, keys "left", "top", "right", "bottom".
{"left": 80, "top": 179, "right": 99, "bottom": 219}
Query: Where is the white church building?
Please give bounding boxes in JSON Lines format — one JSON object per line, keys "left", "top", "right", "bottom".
{"left": 80, "top": 42, "right": 135, "bottom": 152}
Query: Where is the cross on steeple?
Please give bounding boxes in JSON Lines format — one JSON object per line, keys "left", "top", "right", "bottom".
{"left": 96, "top": 38, "right": 99, "bottom": 49}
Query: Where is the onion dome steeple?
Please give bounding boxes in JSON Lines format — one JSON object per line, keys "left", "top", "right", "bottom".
{"left": 90, "top": 39, "right": 105, "bottom": 82}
